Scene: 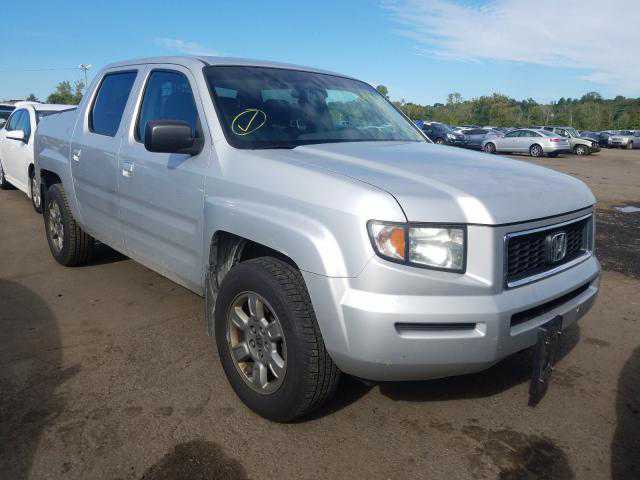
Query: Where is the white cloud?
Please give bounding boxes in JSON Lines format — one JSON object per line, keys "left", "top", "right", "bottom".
{"left": 154, "top": 37, "right": 220, "bottom": 56}
{"left": 384, "top": 0, "right": 640, "bottom": 95}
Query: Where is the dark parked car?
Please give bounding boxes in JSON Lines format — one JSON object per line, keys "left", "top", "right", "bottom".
{"left": 420, "top": 122, "right": 466, "bottom": 146}
{"left": 0, "top": 105, "right": 15, "bottom": 128}
{"left": 460, "top": 128, "right": 502, "bottom": 150}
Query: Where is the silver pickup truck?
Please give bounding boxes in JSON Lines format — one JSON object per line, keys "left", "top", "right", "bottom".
{"left": 35, "top": 56, "right": 600, "bottom": 421}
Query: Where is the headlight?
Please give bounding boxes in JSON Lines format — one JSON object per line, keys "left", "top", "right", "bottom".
{"left": 367, "top": 221, "right": 466, "bottom": 272}
{"left": 446, "top": 133, "right": 455, "bottom": 139}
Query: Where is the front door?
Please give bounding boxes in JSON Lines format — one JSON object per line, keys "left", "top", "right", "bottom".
{"left": 2, "top": 109, "right": 32, "bottom": 192}
{"left": 117, "top": 66, "right": 208, "bottom": 292}
{"left": 70, "top": 69, "right": 138, "bottom": 250}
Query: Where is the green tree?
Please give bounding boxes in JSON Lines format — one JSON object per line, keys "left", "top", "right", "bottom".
{"left": 376, "top": 85, "right": 389, "bottom": 98}
{"left": 47, "top": 80, "right": 85, "bottom": 105}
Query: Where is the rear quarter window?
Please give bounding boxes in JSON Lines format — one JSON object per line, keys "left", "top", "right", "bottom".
{"left": 89, "top": 71, "right": 137, "bottom": 137}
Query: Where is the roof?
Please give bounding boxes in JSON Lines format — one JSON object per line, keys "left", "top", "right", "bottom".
{"left": 13, "top": 101, "right": 76, "bottom": 112}
{"left": 102, "top": 55, "right": 352, "bottom": 79}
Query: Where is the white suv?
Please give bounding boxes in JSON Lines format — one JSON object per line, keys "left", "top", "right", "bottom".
{"left": 0, "top": 102, "right": 74, "bottom": 211}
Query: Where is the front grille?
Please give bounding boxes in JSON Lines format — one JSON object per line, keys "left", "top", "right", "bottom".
{"left": 506, "top": 217, "right": 590, "bottom": 286}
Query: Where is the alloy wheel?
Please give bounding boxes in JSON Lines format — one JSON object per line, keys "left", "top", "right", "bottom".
{"left": 227, "top": 291, "right": 287, "bottom": 394}
{"left": 47, "top": 202, "right": 64, "bottom": 253}
{"left": 531, "top": 145, "right": 543, "bottom": 157}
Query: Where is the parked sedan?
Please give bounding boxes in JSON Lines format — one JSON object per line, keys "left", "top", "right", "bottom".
{"left": 460, "top": 128, "right": 502, "bottom": 150}
{"left": 420, "top": 122, "right": 466, "bottom": 146}
{"left": 482, "top": 128, "right": 570, "bottom": 157}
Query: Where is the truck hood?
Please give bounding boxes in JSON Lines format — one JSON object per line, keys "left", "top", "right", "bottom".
{"left": 259, "top": 141, "right": 595, "bottom": 225}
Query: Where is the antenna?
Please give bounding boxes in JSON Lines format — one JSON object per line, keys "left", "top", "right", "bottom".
{"left": 79, "top": 64, "right": 92, "bottom": 86}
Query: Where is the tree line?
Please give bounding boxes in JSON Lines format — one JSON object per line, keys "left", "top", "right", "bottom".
{"left": 377, "top": 86, "right": 640, "bottom": 130}
{"left": 28, "top": 80, "right": 640, "bottom": 131}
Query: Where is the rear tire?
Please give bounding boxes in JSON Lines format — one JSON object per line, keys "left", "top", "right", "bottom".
{"left": 44, "top": 183, "right": 94, "bottom": 266}
{"left": 530, "top": 144, "right": 544, "bottom": 157}
{"left": 484, "top": 142, "right": 496, "bottom": 154}
{"left": 215, "top": 257, "right": 340, "bottom": 422}
{"left": 30, "top": 171, "right": 43, "bottom": 213}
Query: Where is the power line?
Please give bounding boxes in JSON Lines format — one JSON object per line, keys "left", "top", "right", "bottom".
{"left": 0, "top": 67, "right": 80, "bottom": 73}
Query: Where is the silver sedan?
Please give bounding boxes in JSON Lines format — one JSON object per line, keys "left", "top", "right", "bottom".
{"left": 482, "top": 128, "right": 571, "bottom": 157}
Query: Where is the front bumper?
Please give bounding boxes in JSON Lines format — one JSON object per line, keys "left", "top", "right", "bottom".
{"left": 303, "top": 212, "right": 600, "bottom": 382}
{"left": 446, "top": 139, "right": 467, "bottom": 147}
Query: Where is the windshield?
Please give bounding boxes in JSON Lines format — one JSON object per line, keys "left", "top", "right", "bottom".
{"left": 566, "top": 128, "right": 579, "bottom": 137}
{"left": 204, "top": 66, "right": 425, "bottom": 149}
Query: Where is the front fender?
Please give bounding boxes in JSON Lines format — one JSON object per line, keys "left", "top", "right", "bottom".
{"left": 203, "top": 195, "right": 370, "bottom": 278}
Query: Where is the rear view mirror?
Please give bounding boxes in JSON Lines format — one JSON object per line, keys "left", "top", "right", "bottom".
{"left": 144, "top": 120, "right": 202, "bottom": 155}
{"left": 7, "top": 129, "right": 25, "bottom": 142}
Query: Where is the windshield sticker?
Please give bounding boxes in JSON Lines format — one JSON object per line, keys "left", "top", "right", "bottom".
{"left": 232, "top": 109, "right": 267, "bottom": 136}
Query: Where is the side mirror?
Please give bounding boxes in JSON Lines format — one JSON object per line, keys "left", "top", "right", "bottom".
{"left": 144, "top": 120, "right": 202, "bottom": 155}
{"left": 7, "top": 129, "right": 25, "bottom": 142}
{"left": 0, "top": 119, "right": 6, "bottom": 129}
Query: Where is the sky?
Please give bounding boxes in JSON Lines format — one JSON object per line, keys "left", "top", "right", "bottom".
{"left": 2, "top": 0, "right": 639, "bottom": 105}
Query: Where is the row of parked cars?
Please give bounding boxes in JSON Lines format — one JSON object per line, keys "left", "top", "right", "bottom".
{"left": 416, "top": 120, "right": 640, "bottom": 157}
{"left": 1, "top": 57, "right": 601, "bottom": 421}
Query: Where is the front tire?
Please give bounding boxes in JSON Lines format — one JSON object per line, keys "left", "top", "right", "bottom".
{"left": 484, "top": 142, "right": 496, "bottom": 154}
{"left": 574, "top": 145, "right": 588, "bottom": 156}
{"left": 44, "top": 183, "right": 94, "bottom": 266}
{"left": 215, "top": 257, "right": 340, "bottom": 422}
{"left": 530, "top": 144, "right": 544, "bottom": 157}
{"left": 628, "top": 141, "right": 634, "bottom": 150}
{"left": 434, "top": 137, "right": 445, "bottom": 145}
{"left": 30, "top": 172, "right": 42, "bottom": 213}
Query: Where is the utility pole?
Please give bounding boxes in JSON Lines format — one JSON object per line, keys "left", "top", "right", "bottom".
{"left": 79, "top": 64, "right": 92, "bottom": 87}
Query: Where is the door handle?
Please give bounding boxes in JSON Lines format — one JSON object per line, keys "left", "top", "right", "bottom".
{"left": 71, "top": 149, "right": 81, "bottom": 162}
{"left": 121, "top": 161, "right": 134, "bottom": 178}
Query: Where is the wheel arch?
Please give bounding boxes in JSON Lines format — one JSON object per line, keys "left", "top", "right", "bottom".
{"left": 204, "top": 231, "right": 301, "bottom": 337}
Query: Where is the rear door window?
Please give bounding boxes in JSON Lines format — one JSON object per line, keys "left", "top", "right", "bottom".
{"left": 89, "top": 71, "right": 137, "bottom": 137}
{"left": 136, "top": 70, "right": 199, "bottom": 143}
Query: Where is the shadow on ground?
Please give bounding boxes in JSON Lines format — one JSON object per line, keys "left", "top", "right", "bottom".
{"left": 611, "top": 346, "right": 640, "bottom": 479}
{"left": 140, "top": 440, "right": 248, "bottom": 480}
{"left": 0, "top": 280, "right": 73, "bottom": 480}
{"left": 378, "top": 323, "right": 580, "bottom": 403}
{"left": 83, "top": 242, "right": 128, "bottom": 267}
{"left": 596, "top": 206, "right": 640, "bottom": 279}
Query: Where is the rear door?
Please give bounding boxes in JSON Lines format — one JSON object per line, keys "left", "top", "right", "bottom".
{"left": 519, "top": 130, "right": 537, "bottom": 151}
{"left": 70, "top": 69, "right": 138, "bottom": 250}
{"left": 117, "top": 65, "right": 209, "bottom": 292}
{"left": 468, "top": 129, "right": 484, "bottom": 148}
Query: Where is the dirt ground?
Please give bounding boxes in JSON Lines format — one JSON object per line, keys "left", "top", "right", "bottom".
{"left": 1, "top": 148, "right": 638, "bottom": 480}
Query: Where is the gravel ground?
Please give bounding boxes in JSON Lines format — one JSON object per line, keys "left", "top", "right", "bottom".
{"left": 1, "top": 148, "right": 638, "bottom": 480}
